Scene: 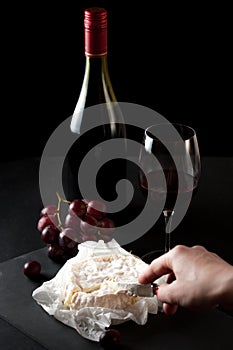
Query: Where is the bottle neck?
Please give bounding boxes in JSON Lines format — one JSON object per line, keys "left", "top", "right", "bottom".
{"left": 83, "top": 55, "right": 114, "bottom": 103}
{"left": 85, "top": 55, "right": 108, "bottom": 73}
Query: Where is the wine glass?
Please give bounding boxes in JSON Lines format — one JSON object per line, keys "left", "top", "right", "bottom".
{"left": 138, "top": 123, "right": 201, "bottom": 260}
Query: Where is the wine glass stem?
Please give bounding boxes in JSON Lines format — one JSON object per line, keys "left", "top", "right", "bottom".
{"left": 164, "top": 210, "right": 174, "bottom": 252}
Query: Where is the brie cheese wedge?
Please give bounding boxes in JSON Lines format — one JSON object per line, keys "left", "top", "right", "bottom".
{"left": 63, "top": 253, "right": 150, "bottom": 310}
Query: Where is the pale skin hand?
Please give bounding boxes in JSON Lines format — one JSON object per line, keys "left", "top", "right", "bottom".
{"left": 138, "top": 245, "right": 233, "bottom": 315}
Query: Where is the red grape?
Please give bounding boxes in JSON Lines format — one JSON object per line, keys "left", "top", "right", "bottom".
{"left": 80, "top": 215, "right": 98, "bottom": 235}
{"left": 41, "top": 225, "right": 60, "bottom": 244}
{"left": 48, "top": 244, "right": 66, "bottom": 263}
{"left": 23, "top": 260, "right": 41, "bottom": 278}
{"left": 87, "top": 200, "right": 106, "bottom": 220}
{"left": 59, "top": 228, "right": 80, "bottom": 250}
{"left": 68, "top": 199, "right": 87, "bottom": 218}
{"left": 64, "top": 213, "right": 80, "bottom": 231}
{"left": 99, "top": 329, "right": 121, "bottom": 349}
{"left": 37, "top": 215, "right": 52, "bottom": 232}
{"left": 40, "top": 205, "right": 57, "bottom": 217}
{"left": 98, "top": 217, "right": 115, "bottom": 234}
{"left": 65, "top": 244, "right": 78, "bottom": 257}
{"left": 37, "top": 215, "right": 58, "bottom": 232}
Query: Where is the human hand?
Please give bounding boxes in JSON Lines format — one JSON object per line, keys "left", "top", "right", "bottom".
{"left": 138, "top": 245, "right": 233, "bottom": 315}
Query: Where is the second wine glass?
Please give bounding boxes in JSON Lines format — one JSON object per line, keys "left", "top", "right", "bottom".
{"left": 139, "top": 123, "right": 201, "bottom": 255}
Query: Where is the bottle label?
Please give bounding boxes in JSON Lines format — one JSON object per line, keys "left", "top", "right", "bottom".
{"left": 84, "top": 7, "right": 107, "bottom": 57}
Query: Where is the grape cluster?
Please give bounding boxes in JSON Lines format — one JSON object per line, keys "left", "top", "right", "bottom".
{"left": 37, "top": 194, "right": 115, "bottom": 263}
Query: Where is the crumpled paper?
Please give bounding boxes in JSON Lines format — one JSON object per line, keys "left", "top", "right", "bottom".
{"left": 32, "top": 239, "right": 164, "bottom": 341}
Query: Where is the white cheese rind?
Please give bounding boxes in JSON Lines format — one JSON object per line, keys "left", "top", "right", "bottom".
{"left": 63, "top": 253, "right": 150, "bottom": 310}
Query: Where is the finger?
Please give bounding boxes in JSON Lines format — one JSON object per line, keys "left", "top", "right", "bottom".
{"left": 163, "top": 302, "right": 179, "bottom": 315}
{"left": 139, "top": 245, "right": 192, "bottom": 284}
{"left": 139, "top": 245, "right": 188, "bottom": 284}
{"left": 156, "top": 281, "right": 179, "bottom": 305}
{"left": 138, "top": 253, "right": 173, "bottom": 284}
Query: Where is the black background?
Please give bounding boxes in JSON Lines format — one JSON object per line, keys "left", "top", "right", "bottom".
{"left": 2, "top": 1, "right": 232, "bottom": 159}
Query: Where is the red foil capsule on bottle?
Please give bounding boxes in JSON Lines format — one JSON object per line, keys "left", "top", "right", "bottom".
{"left": 84, "top": 7, "right": 107, "bottom": 57}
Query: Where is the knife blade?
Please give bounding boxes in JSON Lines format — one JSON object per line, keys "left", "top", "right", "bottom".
{"left": 117, "top": 282, "right": 159, "bottom": 297}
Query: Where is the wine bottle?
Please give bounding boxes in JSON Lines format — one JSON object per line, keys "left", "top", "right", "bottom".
{"left": 64, "top": 7, "right": 127, "bottom": 211}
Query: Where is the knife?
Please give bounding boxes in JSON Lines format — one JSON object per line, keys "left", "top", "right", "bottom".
{"left": 117, "top": 282, "right": 159, "bottom": 297}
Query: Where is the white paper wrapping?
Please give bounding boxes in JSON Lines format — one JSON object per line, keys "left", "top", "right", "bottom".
{"left": 32, "top": 239, "right": 164, "bottom": 341}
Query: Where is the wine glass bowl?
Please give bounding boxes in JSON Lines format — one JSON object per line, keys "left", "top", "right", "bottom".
{"left": 139, "top": 123, "right": 201, "bottom": 255}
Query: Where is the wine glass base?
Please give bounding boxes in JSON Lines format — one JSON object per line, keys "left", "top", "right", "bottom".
{"left": 141, "top": 249, "right": 164, "bottom": 264}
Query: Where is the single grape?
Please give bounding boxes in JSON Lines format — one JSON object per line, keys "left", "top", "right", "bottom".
{"left": 23, "top": 260, "right": 41, "bottom": 279}
{"left": 68, "top": 199, "right": 87, "bottom": 218}
{"left": 65, "top": 244, "right": 78, "bottom": 258}
{"left": 80, "top": 215, "right": 98, "bottom": 235}
{"left": 87, "top": 200, "right": 106, "bottom": 220}
{"left": 99, "top": 329, "right": 121, "bottom": 349}
{"left": 59, "top": 228, "right": 79, "bottom": 250}
{"left": 37, "top": 215, "right": 58, "bottom": 232}
{"left": 64, "top": 213, "right": 80, "bottom": 231}
{"left": 37, "top": 215, "right": 52, "bottom": 232}
{"left": 48, "top": 244, "right": 67, "bottom": 263}
{"left": 41, "top": 225, "right": 60, "bottom": 244}
{"left": 40, "top": 205, "right": 57, "bottom": 217}
{"left": 98, "top": 217, "right": 115, "bottom": 234}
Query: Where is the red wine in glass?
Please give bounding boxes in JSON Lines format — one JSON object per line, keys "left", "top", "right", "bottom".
{"left": 140, "top": 169, "right": 198, "bottom": 211}
{"left": 138, "top": 123, "right": 201, "bottom": 255}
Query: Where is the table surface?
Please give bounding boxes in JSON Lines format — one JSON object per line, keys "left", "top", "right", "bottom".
{"left": 0, "top": 156, "right": 233, "bottom": 349}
